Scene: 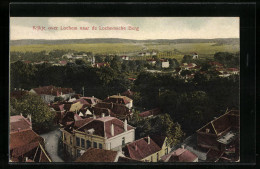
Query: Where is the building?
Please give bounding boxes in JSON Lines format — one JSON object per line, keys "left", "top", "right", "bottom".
{"left": 93, "top": 62, "right": 109, "bottom": 68}
{"left": 9, "top": 115, "right": 51, "bottom": 162}
{"left": 75, "top": 148, "right": 123, "bottom": 162}
{"left": 160, "top": 146, "right": 198, "bottom": 162}
{"left": 180, "top": 63, "right": 197, "bottom": 70}
{"left": 160, "top": 59, "right": 169, "bottom": 68}
{"left": 120, "top": 55, "right": 129, "bottom": 60}
{"left": 146, "top": 59, "right": 156, "bottom": 65}
{"left": 29, "top": 85, "right": 75, "bottom": 103}
{"left": 192, "top": 53, "right": 199, "bottom": 59}
{"left": 103, "top": 95, "right": 133, "bottom": 109}
{"left": 60, "top": 116, "right": 135, "bottom": 159}
{"left": 139, "top": 108, "right": 161, "bottom": 119}
{"left": 80, "top": 96, "right": 101, "bottom": 106}
{"left": 94, "top": 102, "right": 133, "bottom": 120}
{"left": 122, "top": 135, "right": 170, "bottom": 162}
{"left": 196, "top": 110, "right": 239, "bottom": 162}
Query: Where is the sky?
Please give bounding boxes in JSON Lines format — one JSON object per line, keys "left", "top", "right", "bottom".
{"left": 10, "top": 17, "right": 239, "bottom": 40}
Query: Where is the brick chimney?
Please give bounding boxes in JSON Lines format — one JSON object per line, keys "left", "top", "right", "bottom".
{"left": 111, "top": 123, "right": 114, "bottom": 136}
{"left": 102, "top": 113, "right": 105, "bottom": 117}
{"left": 124, "top": 119, "right": 128, "bottom": 132}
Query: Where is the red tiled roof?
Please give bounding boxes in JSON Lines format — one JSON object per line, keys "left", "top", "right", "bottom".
{"left": 10, "top": 130, "right": 44, "bottom": 150}
{"left": 123, "top": 136, "right": 161, "bottom": 160}
{"left": 167, "top": 148, "right": 198, "bottom": 162}
{"left": 81, "top": 97, "right": 101, "bottom": 105}
{"left": 10, "top": 115, "right": 32, "bottom": 133}
{"left": 226, "top": 68, "right": 239, "bottom": 72}
{"left": 139, "top": 108, "right": 161, "bottom": 118}
{"left": 77, "top": 116, "right": 134, "bottom": 139}
{"left": 208, "top": 62, "right": 223, "bottom": 67}
{"left": 75, "top": 148, "right": 118, "bottom": 162}
{"left": 206, "top": 149, "right": 224, "bottom": 162}
{"left": 11, "top": 141, "right": 39, "bottom": 158}
{"left": 31, "top": 85, "right": 74, "bottom": 96}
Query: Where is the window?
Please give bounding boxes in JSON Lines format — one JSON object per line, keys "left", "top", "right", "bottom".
{"left": 76, "top": 137, "right": 80, "bottom": 147}
{"left": 122, "top": 137, "right": 125, "bottom": 146}
{"left": 165, "top": 148, "right": 168, "bottom": 155}
{"left": 99, "top": 143, "right": 102, "bottom": 149}
{"left": 77, "top": 149, "right": 81, "bottom": 157}
{"left": 157, "top": 153, "right": 159, "bottom": 161}
{"left": 81, "top": 138, "right": 85, "bottom": 148}
{"left": 87, "top": 140, "right": 91, "bottom": 149}
{"left": 94, "top": 142, "right": 97, "bottom": 148}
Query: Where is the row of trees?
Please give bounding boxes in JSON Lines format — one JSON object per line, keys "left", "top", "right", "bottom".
{"left": 133, "top": 72, "right": 239, "bottom": 135}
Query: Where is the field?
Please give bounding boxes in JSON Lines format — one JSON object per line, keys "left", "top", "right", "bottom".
{"left": 10, "top": 42, "right": 239, "bottom": 61}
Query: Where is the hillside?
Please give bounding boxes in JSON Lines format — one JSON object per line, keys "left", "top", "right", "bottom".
{"left": 10, "top": 38, "right": 239, "bottom": 46}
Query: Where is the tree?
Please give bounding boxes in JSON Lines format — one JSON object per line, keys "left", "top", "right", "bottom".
{"left": 182, "top": 55, "right": 192, "bottom": 63}
{"left": 95, "top": 55, "right": 103, "bottom": 63}
{"left": 54, "top": 96, "right": 64, "bottom": 102}
{"left": 110, "top": 56, "right": 122, "bottom": 72}
{"left": 11, "top": 94, "right": 56, "bottom": 133}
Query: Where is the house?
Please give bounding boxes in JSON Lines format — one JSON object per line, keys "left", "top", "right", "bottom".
{"left": 138, "top": 53, "right": 145, "bottom": 57}
{"left": 146, "top": 59, "right": 156, "bottom": 65}
{"left": 208, "top": 61, "right": 223, "bottom": 68}
{"left": 94, "top": 102, "right": 133, "bottom": 120}
{"left": 62, "top": 53, "right": 74, "bottom": 59}
{"left": 180, "top": 63, "right": 197, "bottom": 70}
{"left": 226, "top": 68, "right": 239, "bottom": 75}
{"left": 160, "top": 146, "right": 198, "bottom": 162}
{"left": 103, "top": 95, "right": 133, "bottom": 109}
{"left": 151, "top": 51, "right": 157, "bottom": 56}
{"left": 160, "top": 59, "right": 169, "bottom": 68}
{"left": 121, "top": 89, "right": 135, "bottom": 99}
{"left": 9, "top": 115, "right": 52, "bottom": 162}
{"left": 120, "top": 55, "right": 129, "bottom": 60}
{"left": 93, "top": 62, "right": 109, "bottom": 68}
{"left": 75, "top": 148, "right": 123, "bottom": 162}
{"left": 29, "top": 85, "right": 75, "bottom": 103}
{"left": 122, "top": 135, "right": 170, "bottom": 162}
{"left": 80, "top": 96, "right": 101, "bottom": 106}
{"left": 60, "top": 116, "right": 135, "bottom": 159}
{"left": 192, "top": 53, "right": 199, "bottom": 59}
{"left": 139, "top": 108, "right": 161, "bottom": 119}
{"left": 59, "top": 60, "right": 67, "bottom": 66}
{"left": 196, "top": 110, "right": 239, "bottom": 162}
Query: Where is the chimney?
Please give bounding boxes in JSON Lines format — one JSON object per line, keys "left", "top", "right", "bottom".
{"left": 25, "top": 157, "right": 28, "bottom": 162}
{"left": 111, "top": 123, "right": 114, "bottom": 136}
{"left": 20, "top": 113, "right": 23, "bottom": 117}
{"left": 181, "top": 145, "right": 185, "bottom": 149}
{"left": 206, "top": 128, "right": 210, "bottom": 133}
{"left": 14, "top": 88, "right": 16, "bottom": 91}
{"left": 135, "top": 143, "right": 138, "bottom": 151}
{"left": 93, "top": 112, "right": 96, "bottom": 119}
{"left": 102, "top": 113, "right": 105, "bottom": 117}
{"left": 27, "top": 114, "right": 31, "bottom": 123}
{"left": 147, "top": 136, "right": 150, "bottom": 144}
{"left": 124, "top": 119, "right": 128, "bottom": 131}
{"left": 92, "top": 96, "right": 94, "bottom": 98}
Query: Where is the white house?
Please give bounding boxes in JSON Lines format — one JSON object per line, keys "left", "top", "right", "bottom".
{"left": 162, "top": 61, "right": 169, "bottom": 68}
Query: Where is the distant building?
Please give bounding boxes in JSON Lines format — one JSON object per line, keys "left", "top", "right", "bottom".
{"left": 29, "top": 85, "right": 75, "bottom": 103}
{"left": 139, "top": 108, "right": 161, "bottom": 119}
{"left": 60, "top": 116, "right": 135, "bottom": 159}
{"left": 160, "top": 146, "right": 198, "bottom": 162}
{"left": 146, "top": 59, "right": 156, "bottom": 65}
{"left": 103, "top": 95, "right": 133, "bottom": 109}
{"left": 120, "top": 55, "right": 129, "bottom": 60}
{"left": 9, "top": 115, "right": 51, "bottom": 162}
{"left": 122, "top": 135, "right": 170, "bottom": 162}
{"left": 93, "top": 62, "right": 110, "bottom": 68}
{"left": 192, "top": 53, "right": 199, "bottom": 59}
{"left": 161, "top": 59, "right": 169, "bottom": 68}
{"left": 180, "top": 63, "right": 197, "bottom": 70}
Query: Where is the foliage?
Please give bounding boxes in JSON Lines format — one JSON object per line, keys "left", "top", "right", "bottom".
{"left": 11, "top": 94, "right": 56, "bottom": 133}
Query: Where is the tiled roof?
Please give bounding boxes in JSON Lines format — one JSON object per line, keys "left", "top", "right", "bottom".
{"left": 75, "top": 148, "right": 118, "bottom": 162}
{"left": 197, "top": 110, "right": 239, "bottom": 136}
{"left": 10, "top": 130, "right": 44, "bottom": 150}
{"left": 10, "top": 115, "right": 32, "bottom": 133}
{"left": 11, "top": 141, "right": 39, "bottom": 158}
{"left": 94, "top": 102, "right": 132, "bottom": 118}
{"left": 150, "top": 135, "right": 166, "bottom": 148}
{"left": 77, "top": 116, "right": 134, "bottom": 139}
{"left": 139, "top": 108, "right": 161, "bottom": 118}
{"left": 123, "top": 136, "right": 161, "bottom": 160}
{"left": 117, "top": 156, "right": 142, "bottom": 162}
{"left": 81, "top": 97, "right": 101, "bottom": 105}
{"left": 31, "top": 85, "right": 74, "bottom": 96}
{"left": 167, "top": 148, "right": 198, "bottom": 162}
{"left": 103, "top": 95, "right": 132, "bottom": 105}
